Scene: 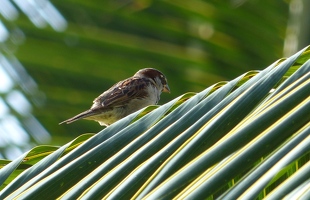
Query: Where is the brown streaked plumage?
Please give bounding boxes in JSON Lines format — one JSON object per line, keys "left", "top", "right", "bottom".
{"left": 59, "top": 68, "right": 170, "bottom": 126}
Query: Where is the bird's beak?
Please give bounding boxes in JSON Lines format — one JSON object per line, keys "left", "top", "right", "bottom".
{"left": 163, "top": 84, "right": 170, "bottom": 93}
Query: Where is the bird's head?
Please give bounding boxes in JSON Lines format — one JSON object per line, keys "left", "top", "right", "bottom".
{"left": 134, "top": 68, "right": 170, "bottom": 93}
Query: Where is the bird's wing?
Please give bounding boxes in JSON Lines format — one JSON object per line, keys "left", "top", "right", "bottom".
{"left": 92, "top": 77, "right": 152, "bottom": 109}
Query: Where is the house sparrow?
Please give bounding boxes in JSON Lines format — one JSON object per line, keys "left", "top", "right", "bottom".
{"left": 60, "top": 68, "right": 170, "bottom": 126}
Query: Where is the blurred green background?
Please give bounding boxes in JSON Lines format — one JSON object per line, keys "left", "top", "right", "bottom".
{"left": 0, "top": 0, "right": 309, "bottom": 159}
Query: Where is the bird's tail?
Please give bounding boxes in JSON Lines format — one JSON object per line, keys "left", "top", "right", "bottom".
{"left": 59, "top": 109, "right": 98, "bottom": 125}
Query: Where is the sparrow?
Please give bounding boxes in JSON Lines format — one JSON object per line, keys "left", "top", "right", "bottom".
{"left": 60, "top": 68, "right": 170, "bottom": 126}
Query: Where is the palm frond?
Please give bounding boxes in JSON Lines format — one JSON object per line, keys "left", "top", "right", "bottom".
{"left": 0, "top": 46, "right": 309, "bottom": 199}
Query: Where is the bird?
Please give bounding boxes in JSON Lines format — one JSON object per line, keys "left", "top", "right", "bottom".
{"left": 59, "top": 68, "right": 170, "bottom": 126}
